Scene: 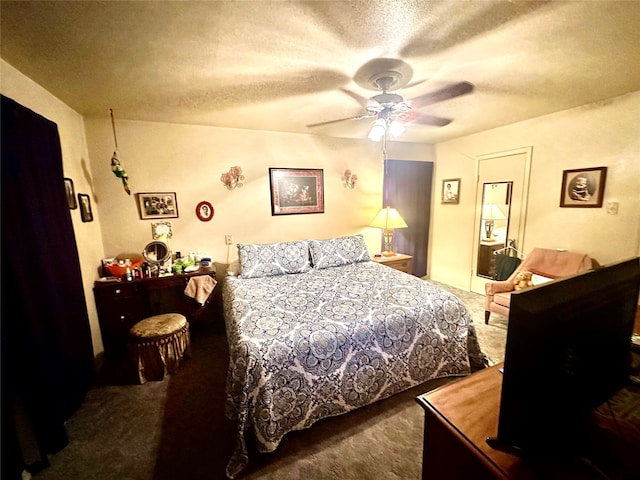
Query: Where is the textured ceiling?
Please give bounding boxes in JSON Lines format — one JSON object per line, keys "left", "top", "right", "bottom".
{"left": 2, "top": 0, "right": 639, "bottom": 143}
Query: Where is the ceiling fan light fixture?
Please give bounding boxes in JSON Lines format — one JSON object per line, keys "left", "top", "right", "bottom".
{"left": 368, "top": 118, "right": 386, "bottom": 142}
{"left": 389, "top": 120, "right": 405, "bottom": 138}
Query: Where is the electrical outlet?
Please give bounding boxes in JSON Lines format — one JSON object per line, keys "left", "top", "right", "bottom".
{"left": 225, "top": 234, "right": 232, "bottom": 245}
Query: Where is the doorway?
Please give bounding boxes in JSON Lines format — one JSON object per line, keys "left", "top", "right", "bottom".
{"left": 470, "top": 148, "right": 532, "bottom": 294}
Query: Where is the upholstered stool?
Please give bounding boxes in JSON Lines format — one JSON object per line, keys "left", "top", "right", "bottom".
{"left": 129, "top": 313, "right": 191, "bottom": 384}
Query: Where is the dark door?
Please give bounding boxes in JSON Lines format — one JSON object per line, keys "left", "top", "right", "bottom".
{"left": 383, "top": 159, "right": 433, "bottom": 277}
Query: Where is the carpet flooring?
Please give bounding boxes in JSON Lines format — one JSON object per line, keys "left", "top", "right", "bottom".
{"left": 30, "top": 281, "right": 508, "bottom": 480}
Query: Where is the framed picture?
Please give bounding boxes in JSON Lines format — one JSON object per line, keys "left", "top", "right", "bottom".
{"left": 196, "top": 201, "right": 214, "bottom": 222}
{"left": 151, "top": 221, "right": 173, "bottom": 240}
{"left": 559, "top": 167, "right": 607, "bottom": 208}
{"left": 78, "top": 193, "right": 93, "bottom": 222}
{"left": 269, "top": 168, "right": 324, "bottom": 215}
{"left": 64, "top": 177, "right": 77, "bottom": 209}
{"left": 442, "top": 178, "right": 460, "bottom": 204}
{"left": 136, "top": 192, "right": 179, "bottom": 219}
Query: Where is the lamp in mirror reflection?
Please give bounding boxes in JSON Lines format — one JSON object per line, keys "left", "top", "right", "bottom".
{"left": 369, "top": 206, "right": 408, "bottom": 256}
{"left": 482, "top": 203, "right": 507, "bottom": 241}
{"left": 343, "top": 169, "right": 358, "bottom": 189}
{"left": 221, "top": 166, "right": 244, "bottom": 190}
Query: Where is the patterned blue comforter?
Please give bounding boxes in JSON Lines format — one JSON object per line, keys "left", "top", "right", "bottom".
{"left": 222, "top": 261, "right": 485, "bottom": 478}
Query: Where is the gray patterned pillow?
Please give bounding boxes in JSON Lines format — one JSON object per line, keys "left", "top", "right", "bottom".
{"left": 309, "top": 234, "right": 371, "bottom": 269}
{"left": 238, "top": 241, "right": 311, "bottom": 278}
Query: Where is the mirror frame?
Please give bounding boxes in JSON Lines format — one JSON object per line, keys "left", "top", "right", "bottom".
{"left": 142, "top": 241, "right": 171, "bottom": 265}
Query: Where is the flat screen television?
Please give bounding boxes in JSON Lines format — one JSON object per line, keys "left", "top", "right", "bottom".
{"left": 487, "top": 257, "right": 640, "bottom": 459}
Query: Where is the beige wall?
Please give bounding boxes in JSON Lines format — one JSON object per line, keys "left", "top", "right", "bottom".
{"left": 431, "top": 91, "right": 640, "bottom": 290}
{"left": 1, "top": 60, "right": 106, "bottom": 354}
{"left": 82, "top": 118, "right": 433, "bottom": 265}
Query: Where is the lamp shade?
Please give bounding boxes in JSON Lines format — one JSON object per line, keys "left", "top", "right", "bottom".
{"left": 367, "top": 118, "right": 386, "bottom": 142}
{"left": 388, "top": 120, "right": 405, "bottom": 138}
{"left": 369, "top": 206, "right": 408, "bottom": 230}
{"left": 481, "top": 204, "right": 507, "bottom": 220}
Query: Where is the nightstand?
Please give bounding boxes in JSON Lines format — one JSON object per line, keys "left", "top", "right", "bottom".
{"left": 477, "top": 242, "right": 504, "bottom": 278}
{"left": 372, "top": 253, "right": 413, "bottom": 274}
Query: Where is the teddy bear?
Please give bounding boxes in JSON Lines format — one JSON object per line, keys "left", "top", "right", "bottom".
{"left": 512, "top": 270, "right": 533, "bottom": 291}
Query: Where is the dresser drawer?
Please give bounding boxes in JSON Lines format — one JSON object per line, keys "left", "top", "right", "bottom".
{"left": 93, "top": 283, "right": 150, "bottom": 357}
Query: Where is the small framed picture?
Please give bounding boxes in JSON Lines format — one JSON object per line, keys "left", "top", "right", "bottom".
{"left": 559, "top": 167, "right": 607, "bottom": 208}
{"left": 136, "top": 192, "right": 179, "bottom": 219}
{"left": 196, "top": 201, "right": 214, "bottom": 222}
{"left": 78, "top": 193, "right": 93, "bottom": 222}
{"left": 269, "top": 168, "right": 324, "bottom": 215}
{"left": 64, "top": 178, "right": 77, "bottom": 209}
{"left": 442, "top": 178, "right": 460, "bottom": 204}
{"left": 151, "top": 221, "right": 173, "bottom": 240}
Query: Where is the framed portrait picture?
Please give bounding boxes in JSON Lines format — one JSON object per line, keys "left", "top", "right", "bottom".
{"left": 196, "top": 201, "right": 214, "bottom": 222}
{"left": 559, "top": 167, "right": 607, "bottom": 208}
{"left": 64, "top": 177, "right": 77, "bottom": 209}
{"left": 136, "top": 192, "right": 179, "bottom": 219}
{"left": 78, "top": 193, "right": 93, "bottom": 222}
{"left": 442, "top": 178, "right": 460, "bottom": 204}
{"left": 269, "top": 168, "right": 324, "bottom": 215}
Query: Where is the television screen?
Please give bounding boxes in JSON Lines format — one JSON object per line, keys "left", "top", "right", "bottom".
{"left": 488, "top": 257, "right": 640, "bottom": 458}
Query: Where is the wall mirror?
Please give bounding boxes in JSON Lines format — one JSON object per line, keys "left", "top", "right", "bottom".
{"left": 476, "top": 181, "right": 512, "bottom": 279}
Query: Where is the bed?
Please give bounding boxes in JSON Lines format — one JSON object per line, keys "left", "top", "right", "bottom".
{"left": 222, "top": 235, "right": 486, "bottom": 478}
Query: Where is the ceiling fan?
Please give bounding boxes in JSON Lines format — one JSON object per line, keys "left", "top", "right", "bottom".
{"left": 307, "top": 58, "right": 474, "bottom": 140}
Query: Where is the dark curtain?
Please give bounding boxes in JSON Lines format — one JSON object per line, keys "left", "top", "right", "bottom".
{"left": 383, "top": 159, "right": 433, "bottom": 277}
{"left": 1, "top": 96, "right": 94, "bottom": 477}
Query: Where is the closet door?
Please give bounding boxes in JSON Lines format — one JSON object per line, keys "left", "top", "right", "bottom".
{"left": 383, "top": 159, "right": 433, "bottom": 277}
{"left": 1, "top": 96, "right": 94, "bottom": 474}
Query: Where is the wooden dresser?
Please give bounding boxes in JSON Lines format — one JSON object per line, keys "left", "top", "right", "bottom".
{"left": 416, "top": 365, "right": 637, "bottom": 479}
{"left": 93, "top": 269, "right": 219, "bottom": 364}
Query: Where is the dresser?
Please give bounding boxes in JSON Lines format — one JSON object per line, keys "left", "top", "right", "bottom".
{"left": 93, "top": 269, "right": 218, "bottom": 364}
{"left": 416, "top": 365, "right": 636, "bottom": 480}
{"left": 372, "top": 253, "right": 413, "bottom": 274}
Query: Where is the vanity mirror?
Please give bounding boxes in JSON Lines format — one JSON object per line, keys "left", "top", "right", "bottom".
{"left": 143, "top": 241, "right": 171, "bottom": 276}
{"left": 477, "top": 181, "right": 512, "bottom": 279}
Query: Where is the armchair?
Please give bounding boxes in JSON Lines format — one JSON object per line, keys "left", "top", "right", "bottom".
{"left": 484, "top": 248, "right": 595, "bottom": 324}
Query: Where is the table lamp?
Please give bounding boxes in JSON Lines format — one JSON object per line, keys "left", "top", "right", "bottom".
{"left": 369, "top": 206, "right": 408, "bottom": 256}
{"left": 482, "top": 204, "right": 506, "bottom": 241}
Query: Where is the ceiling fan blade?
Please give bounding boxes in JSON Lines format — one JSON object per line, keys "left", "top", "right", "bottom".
{"left": 408, "top": 81, "right": 474, "bottom": 109}
{"left": 340, "top": 88, "right": 371, "bottom": 107}
{"left": 403, "top": 79, "right": 426, "bottom": 90}
{"left": 411, "top": 113, "right": 452, "bottom": 127}
{"left": 306, "top": 114, "right": 375, "bottom": 128}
